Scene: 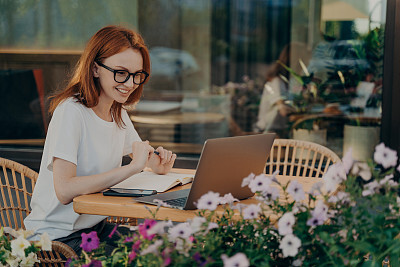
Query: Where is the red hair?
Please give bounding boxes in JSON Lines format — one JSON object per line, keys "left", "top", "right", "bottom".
{"left": 49, "top": 25, "right": 150, "bottom": 128}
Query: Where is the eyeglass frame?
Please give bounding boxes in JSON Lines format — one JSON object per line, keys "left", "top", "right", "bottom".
{"left": 95, "top": 61, "right": 149, "bottom": 85}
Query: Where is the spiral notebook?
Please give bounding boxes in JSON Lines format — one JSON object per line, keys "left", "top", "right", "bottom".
{"left": 111, "top": 171, "right": 193, "bottom": 193}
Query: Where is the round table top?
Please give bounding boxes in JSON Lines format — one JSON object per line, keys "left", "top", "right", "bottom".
{"left": 130, "top": 112, "right": 225, "bottom": 125}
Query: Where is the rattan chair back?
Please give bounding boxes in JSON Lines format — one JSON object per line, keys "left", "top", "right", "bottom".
{"left": 265, "top": 139, "right": 341, "bottom": 178}
{"left": 0, "top": 157, "right": 78, "bottom": 265}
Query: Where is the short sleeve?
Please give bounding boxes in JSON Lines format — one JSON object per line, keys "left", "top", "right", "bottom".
{"left": 122, "top": 110, "right": 141, "bottom": 156}
{"left": 46, "top": 100, "right": 82, "bottom": 171}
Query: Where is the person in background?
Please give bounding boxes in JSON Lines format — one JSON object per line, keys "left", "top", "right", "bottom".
{"left": 254, "top": 44, "right": 295, "bottom": 137}
{"left": 24, "top": 25, "right": 176, "bottom": 255}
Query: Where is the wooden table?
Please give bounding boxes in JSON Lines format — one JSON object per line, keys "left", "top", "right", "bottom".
{"left": 130, "top": 112, "right": 225, "bottom": 125}
{"left": 73, "top": 169, "right": 321, "bottom": 222}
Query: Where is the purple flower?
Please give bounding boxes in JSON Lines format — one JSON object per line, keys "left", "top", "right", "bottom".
{"left": 108, "top": 224, "right": 118, "bottom": 238}
{"left": 306, "top": 214, "right": 325, "bottom": 226}
{"left": 193, "top": 252, "right": 213, "bottom": 266}
{"left": 65, "top": 258, "right": 72, "bottom": 267}
{"left": 80, "top": 231, "right": 100, "bottom": 252}
{"left": 138, "top": 219, "right": 157, "bottom": 240}
{"left": 82, "top": 260, "right": 102, "bottom": 267}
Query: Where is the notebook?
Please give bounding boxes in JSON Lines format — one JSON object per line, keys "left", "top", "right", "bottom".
{"left": 135, "top": 133, "right": 276, "bottom": 210}
{"left": 112, "top": 171, "right": 193, "bottom": 193}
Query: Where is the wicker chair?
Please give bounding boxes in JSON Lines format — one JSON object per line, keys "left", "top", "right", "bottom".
{"left": 265, "top": 139, "right": 341, "bottom": 178}
{"left": 0, "top": 157, "right": 77, "bottom": 266}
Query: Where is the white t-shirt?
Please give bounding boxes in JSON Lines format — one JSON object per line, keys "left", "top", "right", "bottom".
{"left": 255, "top": 77, "right": 289, "bottom": 132}
{"left": 24, "top": 98, "right": 141, "bottom": 240}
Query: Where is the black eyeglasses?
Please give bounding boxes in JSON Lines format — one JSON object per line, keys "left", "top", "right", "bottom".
{"left": 96, "top": 61, "right": 149, "bottom": 85}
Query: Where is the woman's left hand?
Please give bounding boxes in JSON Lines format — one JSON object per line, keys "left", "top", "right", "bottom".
{"left": 147, "top": 146, "right": 177, "bottom": 174}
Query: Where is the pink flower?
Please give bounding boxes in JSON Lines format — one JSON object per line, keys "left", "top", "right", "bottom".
{"left": 128, "top": 250, "right": 137, "bottom": 263}
{"left": 138, "top": 219, "right": 157, "bottom": 240}
{"left": 80, "top": 231, "right": 100, "bottom": 252}
{"left": 108, "top": 224, "right": 118, "bottom": 238}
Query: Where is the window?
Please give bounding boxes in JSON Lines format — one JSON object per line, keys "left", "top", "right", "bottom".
{"left": 0, "top": 0, "right": 393, "bottom": 165}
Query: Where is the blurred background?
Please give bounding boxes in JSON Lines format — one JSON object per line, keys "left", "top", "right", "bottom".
{"left": 1, "top": 0, "right": 399, "bottom": 170}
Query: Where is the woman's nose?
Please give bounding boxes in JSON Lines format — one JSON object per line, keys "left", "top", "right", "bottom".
{"left": 124, "top": 75, "right": 135, "bottom": 88}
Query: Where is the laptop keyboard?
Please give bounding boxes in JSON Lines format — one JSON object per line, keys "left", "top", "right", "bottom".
{"left": 164, "top": 197, "right": 187, "bottom": 207}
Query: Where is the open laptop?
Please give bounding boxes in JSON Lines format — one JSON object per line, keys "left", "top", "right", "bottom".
{"left": 135, "top": 133, "right": 276, "bottom": 210}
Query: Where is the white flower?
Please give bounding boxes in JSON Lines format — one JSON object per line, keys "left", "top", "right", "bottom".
{"left": 196, "top": 191, "right": 220, "bottom": 211}
{"left": 11, "top": 235, "right": 31, "bottom": 258}
{"left": 19, "top": 252, "right": 39, "bottom": 267}
{"left": 362, "top": 181, "right": 379, "bottom": 196}
{"left": 261, "top": 185, "right": 280, "bottom": 202}
{"left": 342, "top": 148, "right": 354, "bottom": 174}
{"left": 147, "top": 220, "right": 173, "bottom": 236}
{"left": 380, "top": 174, "right": 395, "bottom": 185}
{"left": 207, "top": 222, "right": 218, "bottom": 231}
{"left": 293, "top": 258, "right": 303, "bottom": 266}
{"left": 6, "top": 257, "right": 20, "bottom": 267}
{"left": 242, "top": 204, "right": 261, "bottom": 220}
{"left": 351, "top": 162, "right": 372, "bottom": 181}
{"left": 328, "top": 191, "right": 350, "bottom": 203}
{"left": 287, "top": 180, "right": 305, "bottom": 201}
{"left": 221, "top": 252, "right": 250, "bottom": 267}
{"left": 374, "top": 143, "right": 398, "bottom": 169}
{"left": 279, "top": 234, "right": 301, "bottom": 257}
{"left": 168, "top": 223, "right": 193, "bottom": 241}
{"left": 397, "top": 164, "right": 400, "bottom": 173}
{"left": 4, "top": 228, "right": 34, "bottom": 239}
{"left": 323, "top": 163, "right": 347, "bottom": 193}
{"left": 189, "top": 216, "right": 207, "bottom": 233}
{"left": 37, "top": 232, "right": 52, "bottom": 251}
{"left": 278, "top": 212, "right": 295, "bottom": 236}
{"left": 241, "top": 173, "right": 255, "bottom": 187}
{"left": 140, "top": 239, "right": 163, "bottom": 256}
{"left": 248, "top": 174, "right": 272, "bottom": 193}
{"left": 220, "top": 193, "right": 239, "bottom": 205}
{"left": 309, "top": 181, "right": 324, "bottom": 196}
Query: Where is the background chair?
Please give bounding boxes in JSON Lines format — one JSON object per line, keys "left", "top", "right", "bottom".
{"left": 0, "top": 157, "right": 77, "bottom": 266}
{"left": 265, "top": 139, "right": 341, "bottom": 178}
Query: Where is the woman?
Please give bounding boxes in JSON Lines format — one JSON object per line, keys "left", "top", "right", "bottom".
{"left": 24, "top": 25, "right": 176, "bottom": 254}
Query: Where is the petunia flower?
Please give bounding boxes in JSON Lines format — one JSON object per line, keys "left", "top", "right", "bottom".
{"left": 374, "top": 143, "right": 398, "bottom": 169}
{"left": 220, "top": 193, "right": 239, "bottom": 205}
{"left": 248, "top": 174, "right": 272, "bottom": 193}
{"left": 108, "top": 224, "right": 118, "bottom": 238}
{"left": 168, "top": 222, "right": 193, "bottom": 241}
{"left": 11, "top": 235, "right": 31, "bottom": 257}
{"left": 196, "top": 191, "right": 220, "bottom": 211}
{"left": 308, "top": 181, "right": 324, "bottom": 196}
{"left": 221, "top": 252, "right": 250, "bottom": 267}
{"left": 279, "top": 234, "right": 301, "bottom": 257}
{"left": 261, "top": 185, "right": 280, "bottom": 202}
{"left": 80, "top": 231, "right": 100, "bottom": 252}
{"left": 342, "top": 147, "right": 354, "bottom": 174}
{"left": 241, "top": 173, "right": 255, "bottom": 187}
{"left": 138, "top": 219, "right": 157, "bottom": 240}
{"left": 362, "top": 181, "right": 379, "bottom": 196}
{"left": 278, "top": 212, "right": 295, "bottom": 236}
{"left": 189, "top": 216, "right": 207, "bottom": 233}
{"left": 147, "top": 220, "right": 173, "bottom": 236}
{"left": 37, "top": 232, "right": 52, "bottom": 251}
{"left": 20, "top": 252, "right": 39, "bottom": 266}
{"left": 128, "top": 250, "right": 137, "bottom": 264}
{"left": 351, "top": 162, "right": 372, "bottom": 181}
{"left": 323, "top": 163, "right": 347, "bottom": 193}
{"left": 140, "top": 239, "right": 164, "bottom": 256}
{"left": 287, "top": 180, "right": 305, "bottom": 201}
{"left": 242, "top": 204, "right": 261, "bottom": 220}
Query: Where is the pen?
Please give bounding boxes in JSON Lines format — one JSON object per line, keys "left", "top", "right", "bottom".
{"left": 154, "top": 151, "right": 160, "bottom": 155}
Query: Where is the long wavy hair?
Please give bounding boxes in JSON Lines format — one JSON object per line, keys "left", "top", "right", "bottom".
{"left": 49, "top": 25, "right": 150, "bottom": 128}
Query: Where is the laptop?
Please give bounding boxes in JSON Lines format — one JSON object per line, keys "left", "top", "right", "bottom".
{"left": 135, "top": 133, "right": 276, "bottom": 210}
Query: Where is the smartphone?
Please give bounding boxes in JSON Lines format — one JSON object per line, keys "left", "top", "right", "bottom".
{"left": 103, "top": 188, "right": 157, "bottom": 197}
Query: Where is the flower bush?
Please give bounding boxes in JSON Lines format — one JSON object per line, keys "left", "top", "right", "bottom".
{"left": 68, "top": 143, "right": 400, "bottom": 266}
{"left": 0, "top": 227, "right": 52, "bottom": 266}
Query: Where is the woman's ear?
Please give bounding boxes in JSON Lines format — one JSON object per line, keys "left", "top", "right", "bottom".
{"left": 93, "top": 62, "right": 100, "bottom": 78}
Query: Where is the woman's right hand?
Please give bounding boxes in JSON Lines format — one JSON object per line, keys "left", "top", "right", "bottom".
{"left": 130, "top": 140, "right": 154, "bottom": 170}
